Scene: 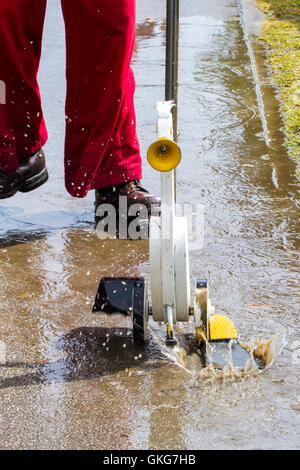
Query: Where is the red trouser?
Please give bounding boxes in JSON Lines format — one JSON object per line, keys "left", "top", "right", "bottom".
{"left": 0, "top": 0, "right": 142, "bottom": 197}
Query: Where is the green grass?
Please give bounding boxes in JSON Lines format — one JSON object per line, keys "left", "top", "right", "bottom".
{"left": 255, "top": 0, "right": 300, "bottom": 163}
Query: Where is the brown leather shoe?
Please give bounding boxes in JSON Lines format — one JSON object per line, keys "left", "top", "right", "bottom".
{"left": 0, "top": 149, "right": 48, "bottom": 199}
{"left": 95, "top": 180, "right": 160, "bottom": 217}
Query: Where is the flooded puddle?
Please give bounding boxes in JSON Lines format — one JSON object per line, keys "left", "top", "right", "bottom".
{"left": 0, "top": 0, "right": 299, "bottom": 450}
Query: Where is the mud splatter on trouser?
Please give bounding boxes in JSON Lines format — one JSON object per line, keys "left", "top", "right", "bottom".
{"left": 0, "top": 0, "right": 142, "bottom": 197}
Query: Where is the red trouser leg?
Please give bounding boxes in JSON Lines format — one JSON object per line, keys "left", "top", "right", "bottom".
{"left": 61, "top": 0, "right": 142, "bottom": 198}
{"left": 0, "top": 0, "right": 48, "bottom": 172}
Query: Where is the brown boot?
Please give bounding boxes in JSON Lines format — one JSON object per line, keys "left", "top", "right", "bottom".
{"left": 95, "top": 180, "right": 160, "bottom": 217}
{"left": 0, "top": 149, "right": 48, "bottom": 199}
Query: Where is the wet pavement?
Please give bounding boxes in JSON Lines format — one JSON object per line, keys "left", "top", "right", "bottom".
{"left": 0, "top": 0, "right": 299, "bottom": 450}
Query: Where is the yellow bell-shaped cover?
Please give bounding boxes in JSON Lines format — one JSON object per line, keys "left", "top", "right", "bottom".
{"left": 209, "top": 314, "right": 238, "bottom": 341}
{"left": 147, "top": 137, "right": 181, "bottom": 172}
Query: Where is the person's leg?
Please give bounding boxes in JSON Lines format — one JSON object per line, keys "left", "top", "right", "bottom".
{"left": 91, "top": 67, "right": 142, "bottom": 191}
{"left": 61, "top": 0, "right": 142, "bottom": 198}
{"left": 0, "top": 0, "right": 48, "bottom": 173}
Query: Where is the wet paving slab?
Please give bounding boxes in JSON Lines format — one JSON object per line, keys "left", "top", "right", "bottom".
{"left": 0, "top": 0, "right": 299, "bottom": 449}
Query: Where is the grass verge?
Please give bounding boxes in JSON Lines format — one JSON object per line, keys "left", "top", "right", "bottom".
{"left": 255, "top": 0, "right": 299, "bottom": 164}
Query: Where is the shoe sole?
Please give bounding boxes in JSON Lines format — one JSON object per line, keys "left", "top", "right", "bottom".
{"left": 0, "top": 168, "right": 49, "bottom": 199}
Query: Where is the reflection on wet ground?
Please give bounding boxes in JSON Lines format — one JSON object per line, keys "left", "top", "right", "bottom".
{"left": 0, "top": 327, "right": 164, "bottom": 389}
{"left": 0, "top": 0, "right": 299, "bottom": 450}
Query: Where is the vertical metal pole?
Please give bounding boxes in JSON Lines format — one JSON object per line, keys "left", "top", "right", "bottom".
{"left": 165, "top": 0, "right": 179, "bottom": 203}
{"left": 165, "top": 0, "right": 179, "bottom": 142}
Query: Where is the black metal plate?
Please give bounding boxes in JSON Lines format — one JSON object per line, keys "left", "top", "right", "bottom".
{"left": 92, "top": 277, "right": 144, "bottom": 315}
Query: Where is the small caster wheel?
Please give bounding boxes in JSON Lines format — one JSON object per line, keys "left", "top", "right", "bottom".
{"left": 132, "top": 280, "right": 149, "bottom": 344}
{"left": 166, "top": 337, "right": 177, "bottom": 347}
